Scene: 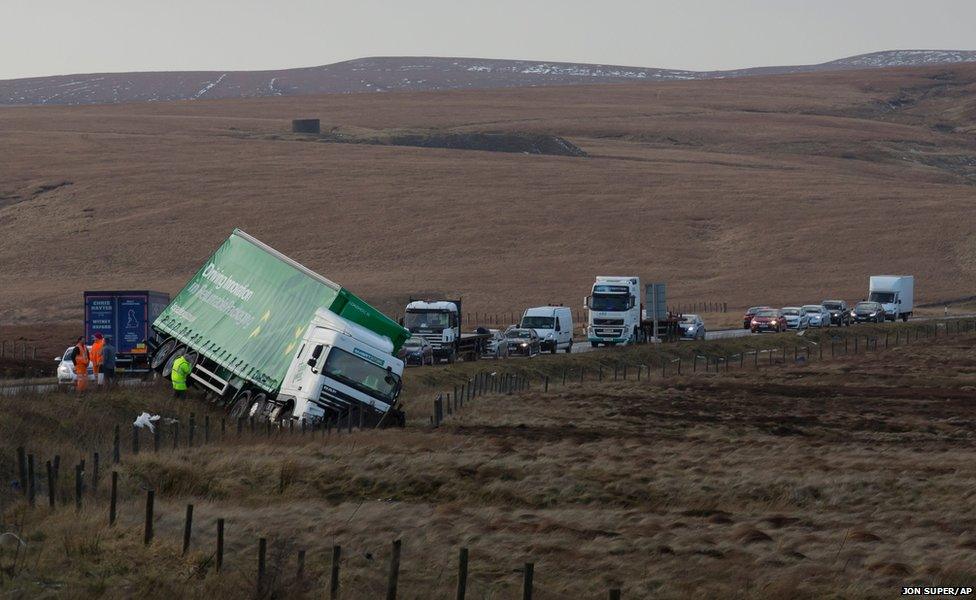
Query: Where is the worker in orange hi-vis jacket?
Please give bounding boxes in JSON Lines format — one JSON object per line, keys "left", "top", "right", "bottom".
{"left": 70, "top": 336, "right": 90, "bottom": 393}
{"left": 90, "top": 333, "right": 105, "bottom": 386}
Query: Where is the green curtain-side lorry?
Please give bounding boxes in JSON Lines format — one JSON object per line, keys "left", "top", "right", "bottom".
{"left": 149, "top": 229, "right": 411, "bottom": 426}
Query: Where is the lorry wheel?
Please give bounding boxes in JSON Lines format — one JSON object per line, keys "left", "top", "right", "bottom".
{"left": 902, "top": 314, "right": 909, "bottom": 322}
{"left": 590, "top": 342, "right": 599, "bottom": 348}
{"left": 150, "top": 339, "right": 177, "bottom": 372}
{"left": 251, "top": 393, "right": 270, "bottom": 419}
{"left": 162, "top": 346, "right": 187, "bottom": 379}
{"left": 228, "top": 390, "right": 252, "bottom": 418}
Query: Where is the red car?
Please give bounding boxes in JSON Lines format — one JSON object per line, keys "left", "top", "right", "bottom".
{"left": 743, "top": 306, "right": 772, "bottom": 329}
{"left": 751, "top": 309, "right": 787, "bottom": 333}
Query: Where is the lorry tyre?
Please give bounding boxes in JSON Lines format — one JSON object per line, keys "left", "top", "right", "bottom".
{"left": 251, "top": 393, "right": 270, "bottom": 419}
{"left": 162, "top": 346, "right": 187, "bottom": 379}
{"left": 591, "top": 342, "right": 599, "bottom": 348}
{"left": 447, "top": 350, "right": 456, "bottom": 364}
{"left": 150, "top": 339, "right": 178, "bottom": 372}
{"left": 228, "top": 390, "right": 254, "bottom": 419}
{"left": 902, "top": 313, "right": 908, "bottom": 322}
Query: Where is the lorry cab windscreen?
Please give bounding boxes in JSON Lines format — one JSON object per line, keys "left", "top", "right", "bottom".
{"left": 869, "top": 292, "right": 895, "bottom": 303}
{"left": 404, "top": 311, "right": 452, "bottom": 329}
{"left": 323, "top": 348, "right": 401, "bottom": 401}
{"left": 521, "top": 316, "right": 555, "bottom": 329}
{"left": 590, "top": 295, "right": 631, "bottom": 311}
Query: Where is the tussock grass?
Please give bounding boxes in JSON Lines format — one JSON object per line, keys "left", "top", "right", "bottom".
{"left": 2, "top": 329, "right": 976, "bottom": 597}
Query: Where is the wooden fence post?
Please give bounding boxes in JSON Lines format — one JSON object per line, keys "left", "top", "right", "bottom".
{"left": 144, "top": 490, "right": 155, "bottom": 545}
{"left": 182, "top": 504, "right": 194, "bottom": 555}
{"left": 330, "top": 545, "right": 342, "bottom": 600}
{"left": 297, "top": 549, "right": 306, "bottom": 580}
{"left": 216, "top": 518, "right": 225, "bottom": 572}
{"left": 523, "top": 562, "right": 534, "bottom": 600}
{"left": 386, "top": 539, "right": 402, "bottom": 600}
{"left": 132, "top": 425, "right": 139, "bottom": 455}
{"left": 188, "top": 414, "right": 196, "bottom": 447}
{"left": 109, "top": 471, "right": 118, "bottom": 525}
{"left": 74, "top": 463, "right": 83, "bottom": 509}
{"left": 456, "top": 547, "right": 469, "bottom": 600}
{"left": 153, "top": 425, "right": 161, "bottom": 453}
{"left": 609, "top": 589, "right": 621, "bottom": 600}
{"left": 257, "top": 537, "right": 267, "bottom": 596}
{"left": 46, "top": 460, "right": 55, "bottom": 507}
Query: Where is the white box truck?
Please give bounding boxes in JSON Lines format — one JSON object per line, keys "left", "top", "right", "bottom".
{"left": 520, "top": 306, "right": 573, "bottom": 353}
{"left": 868, "top": 275, "right": 914, "bottom": 322}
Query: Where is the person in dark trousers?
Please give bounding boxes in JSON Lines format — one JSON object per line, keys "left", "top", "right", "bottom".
{"left": 101, "top": 336, "right": 117, "bottom": 388}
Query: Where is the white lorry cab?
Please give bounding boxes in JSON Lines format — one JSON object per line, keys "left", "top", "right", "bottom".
{"left": 520, "top": 306, "right": 574, "bottom": 353}
{"left": 868, "top": 275, "right": 914, "bottom": 322}
{"left": 585, "top": 276, "right": 646, "bottom": 347}
{"left": 277, "top": 309, "right": 404, "bottom": 425}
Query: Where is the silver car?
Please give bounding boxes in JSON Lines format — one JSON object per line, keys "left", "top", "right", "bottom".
{"left": 781, "top": 307, "right": 809, "bottom": 330}
{"left": 679, "top": 314, "right": 706, "bottom": 340}
{"left": 802, "top": 304, "right": 830, "bottom": 328}
{"left": 482, "top": 329, "right": 510, "bottom": 359}
{"left": 56, "top": 345, "right": 94, "bottom": 388}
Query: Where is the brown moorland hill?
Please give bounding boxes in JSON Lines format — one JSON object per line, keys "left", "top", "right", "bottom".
{"left": 2, "top": 64, "right": 976, "bottom": 339}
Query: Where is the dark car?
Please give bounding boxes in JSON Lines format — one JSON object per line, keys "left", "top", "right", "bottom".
{"left": 750, "top": 308, "right": 787, "bottom": 333}
{"left": 822, "top": 300, "right": 851, "bottom": 326}
{"left": 743, "top": 306, "right": 771, "bottom": 329}
{"left": 505, "top": 328, "right": 541, "bottom": 357}
{"left": 398, "top": 336, "right": 434, "bottom": 366}
{"left": 852, "top": 301, "right": 885, "bottom": 323}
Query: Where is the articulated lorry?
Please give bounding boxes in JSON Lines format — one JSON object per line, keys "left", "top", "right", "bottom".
{"left": 149, "top": 230, "right": 411, "bottom": 426}
{"left": 868, "top": 275, "right": 914, "bottom": 322}
{"left": 584, "top": 276, "right": 678, "bottom": 346}
{"left": 402, "top": 299, "right": 490, "bottom": 362}
{"left": 84, "top": 290, "right": 170, "bottom": 373}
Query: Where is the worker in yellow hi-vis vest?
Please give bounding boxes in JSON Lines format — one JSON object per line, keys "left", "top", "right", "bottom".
{"left": 170, "top": 355, "right": 192, "bottom": 399}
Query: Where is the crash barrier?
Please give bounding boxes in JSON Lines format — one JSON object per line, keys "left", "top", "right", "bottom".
{"left": 1, "top": 461, "right": 625, "bottom": 599}
{"left": 427, "top": 319, "right": 976, "bottom": 426}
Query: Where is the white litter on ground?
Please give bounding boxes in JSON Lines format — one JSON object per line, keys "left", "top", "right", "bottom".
{"left": 133, "top": 412, "right": 161, "bottom": 432}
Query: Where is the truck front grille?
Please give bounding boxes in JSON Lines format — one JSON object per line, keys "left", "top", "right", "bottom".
{"left": 593, "top": 318, "right": 624, "bottom": 326}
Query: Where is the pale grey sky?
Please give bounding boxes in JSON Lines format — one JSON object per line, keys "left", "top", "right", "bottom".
{"left": 3, "top": 0, "right": 975, "bottom": 80}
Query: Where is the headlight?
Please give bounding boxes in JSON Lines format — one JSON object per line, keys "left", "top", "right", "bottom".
{"left": 870, "top": 312, "right": 877, "bottom": 317}
{"left": 520, "top": 342, "right": 528, "bottom": 347}
{"left": 771, "top": 320, "right": 777, "bottom": 324}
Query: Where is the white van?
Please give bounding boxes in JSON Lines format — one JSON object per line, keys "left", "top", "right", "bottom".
{"left": 520, "top": 306, "right": 574, "bottom": 354}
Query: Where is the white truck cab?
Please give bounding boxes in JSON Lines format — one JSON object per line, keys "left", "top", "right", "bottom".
{"left": 403, "top": 300, "right": 460, "bottom": 361}
{"left": 868, "top": 275, "right": 914, "bottom": 322}
{"left": 585, "top": 276, "right": 645, "bottom": 347}
{"left": 520, "top": 306, "right": 574, "bottom": 353}
{"left": 279, "top": 309, "right": 404, "bottom": 425}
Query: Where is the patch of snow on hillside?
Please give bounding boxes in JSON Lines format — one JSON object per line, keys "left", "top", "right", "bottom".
{"left": 193, "top": 73, "right": 227, "bottom": 99}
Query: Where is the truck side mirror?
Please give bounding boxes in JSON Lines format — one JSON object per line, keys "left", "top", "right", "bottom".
{"left": 306, "top": 358, "right": 316, "bottom": 368}
{"left": 555, "top": 322, "right": 561, "bottom": 332}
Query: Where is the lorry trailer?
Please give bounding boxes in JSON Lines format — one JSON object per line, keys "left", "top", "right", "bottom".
{"left": 403, "top": 299, "right": 490, "bottom": 362}
{"left": 84, "top": 290, "right": 170, "bottom": 373}
{"left": 149, "top": 229, "right": 411, "bottom": 426}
